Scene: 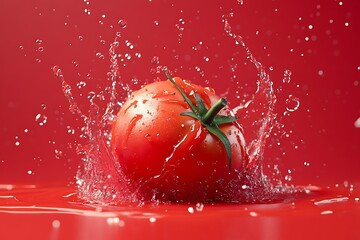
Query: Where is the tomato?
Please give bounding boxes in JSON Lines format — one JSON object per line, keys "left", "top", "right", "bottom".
{"left": 111, "top": 72, "right": 248, "bottom": 203}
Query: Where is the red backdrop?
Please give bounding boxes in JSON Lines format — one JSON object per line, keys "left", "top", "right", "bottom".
{"left": 1, "top": 0, "right": 359, "bottom": 187}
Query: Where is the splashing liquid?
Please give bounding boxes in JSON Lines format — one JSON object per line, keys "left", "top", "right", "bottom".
{"left": 221, "top": 15, "right": 296, "bottom": 200}
{"left": 52, "top": 40, "right": 138, "bottom": 204}
{"left": 51, "top": 17, "right": 307, "bottom": 204}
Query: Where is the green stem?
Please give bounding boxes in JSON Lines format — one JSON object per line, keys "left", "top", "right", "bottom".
{"left": 164, "top": 69, "right": 238, "bottom": 171}
{"left": 202, "top": 98, "right": 227, "bottom": 124}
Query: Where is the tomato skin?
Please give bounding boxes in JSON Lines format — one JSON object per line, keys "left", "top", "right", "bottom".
{"left": 111, "top": 77, "right": 248, "bottom": 202}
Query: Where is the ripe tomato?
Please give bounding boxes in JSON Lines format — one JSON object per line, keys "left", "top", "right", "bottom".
{"left": 111, "top": 73, "right": 248, "bottom": 203}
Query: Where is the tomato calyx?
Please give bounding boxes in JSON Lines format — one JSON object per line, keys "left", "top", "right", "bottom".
{"left": 164, "top": 69, "right": 238, "bottom": 171}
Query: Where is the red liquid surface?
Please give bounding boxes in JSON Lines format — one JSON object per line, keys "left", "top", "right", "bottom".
{"left": 1, "top": 0, "right": 360, "bottom": 239}
{"left": 0, "top": 183, "right": 359, "bottom": 240}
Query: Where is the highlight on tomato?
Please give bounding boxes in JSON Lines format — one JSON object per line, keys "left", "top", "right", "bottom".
{"left": 111, "top": 69, "right": 249, "bottom": 203}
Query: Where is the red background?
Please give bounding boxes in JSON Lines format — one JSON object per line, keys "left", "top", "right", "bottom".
{"left": 1, "top": 0, "right": 359, "bottom": 187}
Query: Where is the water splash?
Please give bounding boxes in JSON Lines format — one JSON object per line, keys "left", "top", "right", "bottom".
{"left": 222, "top": 14, "right": 304, "bottom": 200}
{"left": 54, "top": 15, "right": 304, "bottom": 204}
{"left": 222, "top": 15, "right": 276, "bottom": 169}
{"left": 52, "top": 37, "right": 137, "bottom": 204}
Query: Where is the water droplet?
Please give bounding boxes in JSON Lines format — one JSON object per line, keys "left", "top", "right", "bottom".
{"left": 131, "top": 78, "right": 139, "bottom": 85}
{"left": 35, "top": 58, "right": 41, "bottom": 63}
{"left": 76, "top": 81, "right": 86, "bottom": 88}
{"left": 107, "top": 217, "right": 125, "bottom": 226}
{"left": 154, "top": 20, "right": 159, "bottom": 26}
{"left": 284, "top": 175, "right": 292, "bottom": 181}
{"left": 35, "top": 113, "right": 48, "bottom": 126}
{"left": 52, "top": 220, "right": 61, "bottom": 228}
{"left": 283, "top": 69, "right": 292, "bottom": 83}
{"left": 67, "top": 125, "right": 75, "bottom": 134}
{"left": 88, "top": 92, "right": 96, "bottom": 101}
{"left": 55, "top": 149, "right": 63, "bottom": 159}
{"left": 249, "top": 212, "right": 258, "bottom": 217}
{"left": 149, "top": 217, "right": 157, "bottom": 223}
{"left": 188, "top": 207, "right": 195, "bottom": 214}
{"left": 118, "top": 19, "right": 127, "bottom": 28}
{"left": 151, "top": 56, "right": 160, "bottom": 65}
{"left": 52, "top": 65, "right": 63, "bottom": 77}
{"left": 19, "top": 45, "right": 24, "bottom": 50}
{"left": 15, "top": 141, "right": 20, "bottom": 146}
{"left": 354, "top": 117, "right": 360, "bottom": 128}
{"left": 235, "top": 35, "right": 244, "bottom": 46}
{"left": 78, "top": 35, "right": 84, "bottom": 41}
{"left": 285, "top": 94, "right": 300, "bottom": 112}
{"left": 76, "top": 144, "right": 86, "bottom": 155}
{"left": 318, "top": 70, "right": 324, "bottom": 76}
{"left": 38, "top": 46, "right": 44, "bottom": 52}
{"left": 36, "top": 39, "right": 43, "bottom": 45}
{"left": 96, "top": 52, "right": 104, "bottom": 59}
{"left": 125, "top": 40, "right": 134, "bottom": 49}
{"left": 195, "top": 203, "right": 204, "bottom": 211}
{"left": 223, "top": 19, "right": 232, "bottom": 35}
{"left": 27, "top": 170, "right": 33, "bottom": 175}
{"left": 320, "top": 210, "right": 333, "bottom": 215}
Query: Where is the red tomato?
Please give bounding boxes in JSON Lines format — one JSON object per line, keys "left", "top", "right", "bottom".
{"left": 111, "top": 75, "right": 248, "bottom": 203}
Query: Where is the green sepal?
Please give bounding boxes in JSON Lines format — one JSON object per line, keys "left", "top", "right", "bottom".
{"left": 180, "top": 111, "right": 201, "bottom": 121}
{"left": 194, "top": 93, "right": 208, "bottom": 115}
{"left": 164, "top": 68, "right": 237, "bottom": 171}
{"left": 205, "top": 123, "right": 233, "bottom": 171}
{"left": 213, "top": 115, "right": 238, "bottom": 126}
